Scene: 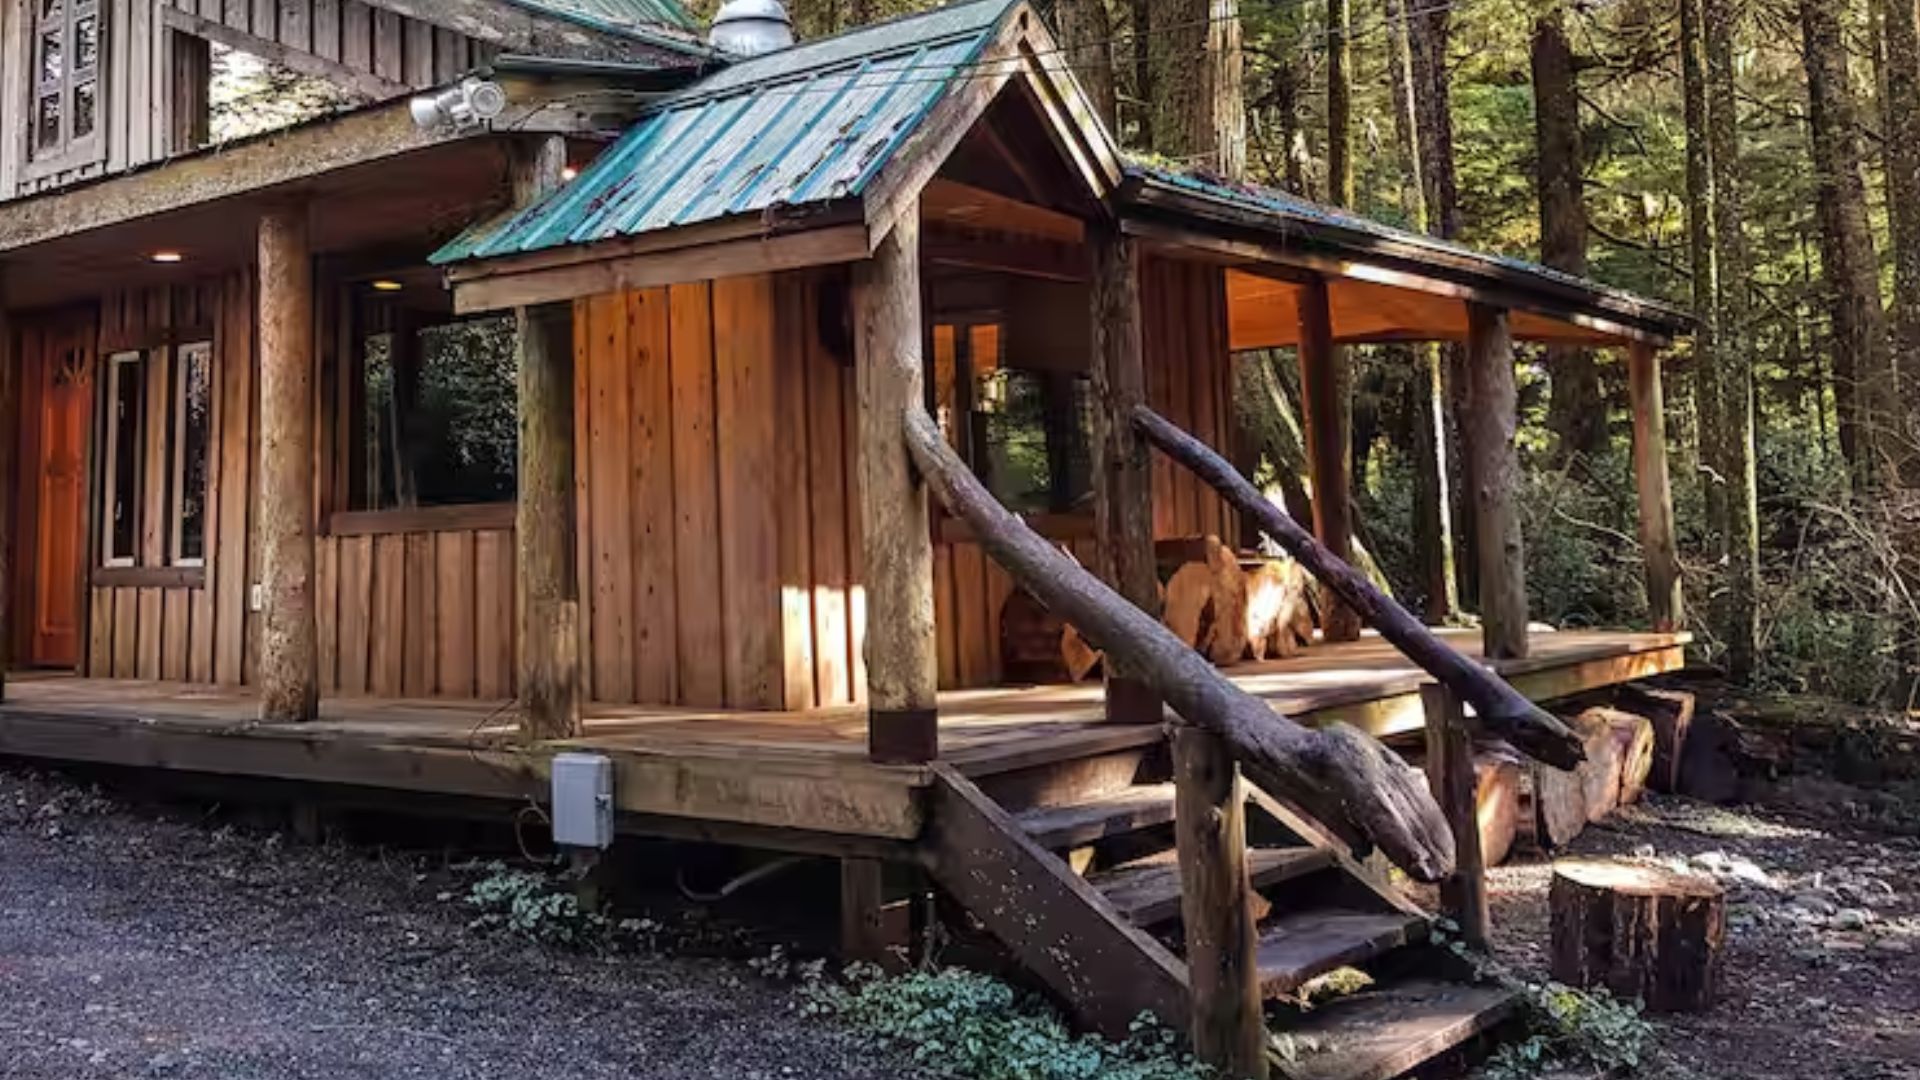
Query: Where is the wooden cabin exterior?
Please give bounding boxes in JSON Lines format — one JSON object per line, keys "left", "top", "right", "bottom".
{"left": 0, "top": 1, "right": 1699, "bottom": 1075}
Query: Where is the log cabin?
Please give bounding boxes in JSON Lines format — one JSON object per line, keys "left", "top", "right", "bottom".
{"left": 0, "top": 0, "right": 1696, "bottom": 1075}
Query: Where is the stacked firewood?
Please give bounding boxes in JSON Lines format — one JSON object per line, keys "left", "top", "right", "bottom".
{"left": 1000, "top": 535, "right": 1315, "bottom": 683}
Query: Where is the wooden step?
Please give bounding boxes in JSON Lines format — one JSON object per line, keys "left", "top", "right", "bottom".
{"left": 1014, "top": 783, "right": 1177, "bottom": 849}
{"left": 1275, "top": 977, "right": 1518, "bottom": 1080}
{"left": 1256, "top": 909, "right": 1429, "bottom": 997}
{"left": 1091, "top": 847, "right": 1336, "bottom": 926}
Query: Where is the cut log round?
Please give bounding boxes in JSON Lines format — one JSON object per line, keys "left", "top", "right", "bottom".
{"left": 1607, "top": 709, "right": 1656, "bottom": 809}
{"left": 1062, "top": 623, "right": 1103, "bottom": 683}
{"left": 1163, "top": 562, "right": 1217, "bottom": 654}
{"left": 1475, "top": 754, "right": 1523, "bottom": 868}
{"left": 1244, "top": 560, "right": 1313, "bottom": 661}
{"left": 1533, "top": 710, "right": 1619, "bottom": 849}
{"left": 903, "top": 407, "right": 1455, "bottom": 881}
{"left": 999, "top": 589, "right": 1104, "bottom": 684}
{"left": 1203, "top": 541, "right": 1251, "bottom": 666}
{"left": 1615, "top": 685, "right": 1695, "bottom": 794}
{"left": 1549, "top": 858, "right": 1726, "bottom": 1012}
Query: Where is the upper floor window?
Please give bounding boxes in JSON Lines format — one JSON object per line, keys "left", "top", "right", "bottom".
{"left": 31, "top": 0, "right": 103, "bottom": 167}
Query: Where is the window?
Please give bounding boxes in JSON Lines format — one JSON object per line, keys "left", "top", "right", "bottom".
{"left": 30, "top": 0, "right": 104, "bottom": 167}
{"left": 931, "top": 316, "right": 1094, "bottom": 517}
{"left": 350, "top": 311, "right": 518, "bottom": 512}
{"left": 101, "top": 350, "right": 144, "bottom": 566}
{"left": 170, "top": 342, "right": 212, "bottom": 564}
{"left": 99, "top": 343, "right": 213, "bottom": 570}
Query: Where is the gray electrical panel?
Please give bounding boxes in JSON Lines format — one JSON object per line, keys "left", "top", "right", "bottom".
{"left": 550, "top": 752, "right": 614, "bottom": 849}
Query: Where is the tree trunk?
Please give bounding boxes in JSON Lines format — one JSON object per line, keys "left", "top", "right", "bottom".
{"left": 1532, "top": 9, "right": 1605, "bottom": 466}
{"left": 1679, "top": 0, "right": 1723, "bottom": 551}
{"left": 1877, "top": 0, "right": 1920, "bottom": 425}
{"left": 1802, "top": 0, "right": 1898, "bottom": 491}
{"left": 902, "top": 407, "right": 1457, "bottom": 882}
{"left": 1052, "top": 0, "right": 1118, "bottom": 135}
{"left": 1133, "top": 406, "right": 1587, "bottom": 769}
{"left": 1149, "top": 0, "right": 1245, "bottom": 179}
{"left": 1327, "top": 0, "right": 1354, "bottom": 208}
{"left": 1705, "top": 0, "right": 1760, "bottom": 681}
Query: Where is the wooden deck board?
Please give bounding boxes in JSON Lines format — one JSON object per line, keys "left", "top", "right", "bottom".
{"left": 0, "top": 629, "right": 1686, "bottom": 840}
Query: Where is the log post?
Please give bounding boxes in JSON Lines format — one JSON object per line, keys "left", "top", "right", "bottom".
{"left": 1297, "top": 276, "right": 1361, "bottom": 642}
{"left": 256, "top": 204, "right": 319, "bottom": 723}
{"left": 857, "top": 213, "right": 939, "bottom": 763}
{"left": 0, "top": 293, "right": 11, "bottom": 701}
{"left": 1627, "top": 342, "right": 1684, "bottom": 632}
{"left": 1173, "top": 726, "right": 1268, "bottom": 1079}
{"left": 1462, "top": 303, "right": 1528, "bottom": 660}
{"left": 1421, "top": 684, "right": 1488, "bottom": 947}
{"left": 517, "top": 301, "right": 582, "bottom": 740}
{"left": 1090, "top": 227, "right": 1162, "bottom": 725}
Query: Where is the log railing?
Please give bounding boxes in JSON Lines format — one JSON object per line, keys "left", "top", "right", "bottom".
{"left": 1131, "top": 405, "right": 1587, "bottom": 771}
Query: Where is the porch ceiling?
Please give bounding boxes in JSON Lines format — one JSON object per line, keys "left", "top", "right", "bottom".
{"left": 1226, "top": 270, "right": 1643, "bottom": 351}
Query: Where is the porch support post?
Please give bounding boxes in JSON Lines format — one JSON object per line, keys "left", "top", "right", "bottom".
{"left": 1421, "top": 684, "right": 1488, "bottom": 947}
{"left": 517, "top": 301, "right": 582, "bottom": 740}
{"left": 1297, "top": 276, "right": 1362, "bottom": 642}
{"left": 1463, "top": 303, "right": 1529, "bottom": 660}
{"left": 1173, "top": 726, "right": 1267, "bottom": 1078}
{"left": 1091, "top": 225, "right": 1161, "bottom": 724}
{"left": 0, "top": 294, "right": 11, "bottom": 701}
{"left": 1628, "top": 342, "right": 1684, "bottom": 632}
{"left": 256, "top": 204, "right": 319, "bottom": 723}
{"left": 857, "top": 211, "right": 939, "bottom": 764}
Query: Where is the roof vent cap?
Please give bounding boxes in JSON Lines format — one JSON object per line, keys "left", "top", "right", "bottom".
{"left": 710, "top": 0, "right": 794, "bottom": 57}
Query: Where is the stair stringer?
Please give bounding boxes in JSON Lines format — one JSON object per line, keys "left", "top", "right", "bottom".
{"left": 920, "top": 764, "right": 1192, "bottom": 1038}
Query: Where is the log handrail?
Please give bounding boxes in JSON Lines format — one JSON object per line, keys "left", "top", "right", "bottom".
{"left": 1131, "top": 405, "right": 1586, "bottom": 770}
{"left": 901, "top": 406, "right": 1455, "bottom": 882}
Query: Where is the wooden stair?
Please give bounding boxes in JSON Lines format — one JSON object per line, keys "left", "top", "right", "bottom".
{"left": 924, "top": 733, "right": 1519, "bottom": 1080}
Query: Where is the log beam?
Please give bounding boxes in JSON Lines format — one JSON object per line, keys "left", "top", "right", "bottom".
{"left": 256, "top": 204, "right": 319, "bottom": 723}
{"left": 903, "top": 406, "right": 1454, "bottom": 881}
{"left": 1463, "top": 303, "right": 1529, "bottom": 660}
{"left": 1173, "top": 727, "right": 1268, "bottom": 1078}
{"left": 1298, "top": 277, "right": 1362, "bottom": 642}
{"left": 858, "top": 214, "right": 939, "bottom": 764}
{"left": 517, "top": 301, "right": 582, "bottom": 740}
{"left": 1090, "top": 226, "right": 1163, "bottom": 724}
{"left": 1131, "top": 406, "right": 1586, "bottom": 768}
{"left": 1422, "top": 685, "right": 1488, "bottom": 947}
{"left": 1628, "top": 343, "right": 1684, "bottom": 632}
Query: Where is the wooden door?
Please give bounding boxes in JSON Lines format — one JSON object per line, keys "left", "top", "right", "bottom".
{"left": 12, "top": 313, "right": 94, "bottom": 669}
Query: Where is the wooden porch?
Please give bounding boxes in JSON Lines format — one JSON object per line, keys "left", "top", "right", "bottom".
{"left": 0, "top": 628, "right": 1686, "bottom": 845}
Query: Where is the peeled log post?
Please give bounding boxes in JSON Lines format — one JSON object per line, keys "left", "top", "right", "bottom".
{"left": 902, "top": 406, "right": 1454, "bottom": 882}
{"left": 1174, "top": 727, "right": 1268, "bottom": 1078}
{"left": 1550, "top": 858, "right": 1725, "bottom": 1012}
{"left": 517, "top": 301, "right": 583, "bottom": 741}
{"left": 1132, "top": 405, "right": 1586, "bottom": 770}
{"left": 1628, "top": 344, "right": 1685, "bottom": 632}
{"left": 1463, "top": 304, "right": 1529, "bottom": 660}
{"left": 257, "top": 205, "right": 319, "bottom": 723}
{"left": 1297, "top": 277, "right": 1363, "bottom": 642}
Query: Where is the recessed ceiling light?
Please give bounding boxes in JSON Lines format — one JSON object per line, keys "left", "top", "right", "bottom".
{"left": 150, "top": 251, "right": 185, "bottom": 264}
{"left": 370, "top": 279, "right": 405, "bottom": 292}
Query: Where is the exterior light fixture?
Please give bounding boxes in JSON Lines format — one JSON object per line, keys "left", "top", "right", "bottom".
{"left": 370, "top": 279, "right": 405, "bottom": 292}
{"left": 150, "top": 251, "right": 185, "bottom": 264}
{"left": 408, "top": 77, "right": 508, "bottom": 133}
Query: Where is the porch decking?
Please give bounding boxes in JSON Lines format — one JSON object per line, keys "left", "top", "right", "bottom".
{"left": 0, "top": 628, "right": 1685, "bottom": 846}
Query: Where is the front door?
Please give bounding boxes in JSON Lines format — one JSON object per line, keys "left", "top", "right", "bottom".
{"left": 12, "top": 312, "right": 94, "bottom": 669}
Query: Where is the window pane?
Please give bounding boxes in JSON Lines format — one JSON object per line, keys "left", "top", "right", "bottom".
{"left": 75, "top": 16, "right": 97, "bottom": 70}
{"left": 36, "top": 94, "right": 60, "bottom": 149}
{"left": 357, "top": 315, "right": 518, "bottom": 510}
{"left": 175, "top": 344, "right": 212, "bottom": 562}
{"left": 109, "top": 353, "right": 144, "bottom": 562}
{"left": 39, "top": 33, "right": 61, "bottom": 84}
{"left": 980, "top": 370, "right": 1055, "bottom": 515}
{"left": 73, "top": 80, "right": 95, "bottom": 139}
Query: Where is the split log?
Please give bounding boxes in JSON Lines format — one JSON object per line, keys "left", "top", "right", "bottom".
{"left": 1244, "top": 560, "right": 1313, "bottom": 661}
{"left": 1614, "top": 685, "right": 1695, "bottom": 793}
{"left": 1608, "top": 710, "right": 1656, "bottom": 809}
{"left": 1549, "top": 858, "right": 1726, "bottom": 1013}
{"left": 1532, "top": 710, "right": 1617, "bottom": 849}
{"left": 903, "top": 407, "right": 1455, "bottom": 882}
{"left": 1475, "top": 754, "right": 1523, "bottom": 868}
{"left": 1062, "top": 624, "right": 1102, "bottom": 683}
{"left": 1163, "top": 563, "right": 1217, "bottom": 653}
{"left": 1000, "top": 590, "right": 1104, "bottom": 684}
{"left": 1203, "top": 542, "right": 1250, "bottom": 666}
{"left": 1133, "top": 406, "right": 1586, "bottom": 770}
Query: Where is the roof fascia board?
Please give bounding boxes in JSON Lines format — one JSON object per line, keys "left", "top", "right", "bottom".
{"left": 450, "top": 221, "right": 870, "bottom": 312}
{"left": 861, "top": 2, "right": 1123, "bottom": 252}
{"left": 1122, "top": 216, "right": 1672, "bottom": 348}
{"left": 361, "top": 0, "right": 708, "bottom": 60}
{"left": 1123, "top": 182, "right": 1686, "bottom": 344}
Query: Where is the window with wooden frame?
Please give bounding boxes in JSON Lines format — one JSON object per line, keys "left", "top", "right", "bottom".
{"left": 29, "top": 0, "right": 105, "bottom": 170}
{"left": 99, "top": 342, "right": 214, "bottom": 573}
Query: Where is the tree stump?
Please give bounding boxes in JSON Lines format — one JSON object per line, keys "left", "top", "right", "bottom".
{"left": 1549, "top": 858, "right": 1726, "bottom": 1013}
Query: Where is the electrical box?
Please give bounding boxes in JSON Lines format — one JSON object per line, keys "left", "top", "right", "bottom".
{"left": 550, "top": 752, "right": 614, "bottom": 850}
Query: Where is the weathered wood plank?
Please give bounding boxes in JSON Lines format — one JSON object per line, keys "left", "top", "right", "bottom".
{"left": 584, "top": 292, "right": 634, "bottom": 702}
{"left": 805, "top": 275, "right": 854, "bottom": 707}
{"left": 335, "top": 534, "right": 372, "bottom": 694}
{"left": 474, "top": 528, "right": 515, "bottom": 699}
{"left": 315, "top": 536, "right": 338, "bottom": 691}
{"left": 628, "top": 288, "right": 678, "bottom": 705}
{"left": 402, "top": 531, "right": 437, "bottom": 697}
{"left": 214, "top": 273, "right": 253, "bottom": 686}
{"left": 774, "top": 276, "right": 815, "bottom": 711}
{"left": 161, "top": 589, "right": 191, "bottom": 682}
{"left": 714, "top": 274, "right": 782, "bottom": 710}
{"left": 369, "top": 533, "right": 406, "bottom": 697}
{"left": 435, "top": 530, "right": 475, "bottom": 698}
{"left": 667, "top": 282, "right": 723, "bottom": 708}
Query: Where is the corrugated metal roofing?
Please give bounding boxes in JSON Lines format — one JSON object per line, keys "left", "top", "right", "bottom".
{"left": 435, "top": 0, "right": 1016, "bottom": 264}
{"left": 1125, "top": 163, "right": 1692, "bottom": 329}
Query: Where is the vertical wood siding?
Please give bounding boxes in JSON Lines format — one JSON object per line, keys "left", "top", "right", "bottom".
{"left": 932, "top": 256, "right": 1236, "bottom": 691}
{"left": 574, "top": 271, "right": 864, "bottom": 710}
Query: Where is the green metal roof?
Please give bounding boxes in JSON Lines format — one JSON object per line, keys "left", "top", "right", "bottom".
{"left": 435, "top": 0, "right": 1016, "bottom": 264}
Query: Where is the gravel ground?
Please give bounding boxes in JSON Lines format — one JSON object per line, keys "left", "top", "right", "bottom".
{"left": 0, "top": 766, "right": 921, "bottom": 1080}
{"left": 1483, "top": 780, "right": 1920, "bottom": 1080}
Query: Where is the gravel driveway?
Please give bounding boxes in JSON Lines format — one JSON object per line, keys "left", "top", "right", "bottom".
{"left": 0, "top": 765, "right": 918, "bottom": 1080}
